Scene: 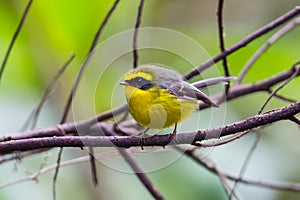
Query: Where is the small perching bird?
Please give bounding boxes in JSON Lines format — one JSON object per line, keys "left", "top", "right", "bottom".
{"left": 120, "top": 65, "right": 229, "bottom": 134}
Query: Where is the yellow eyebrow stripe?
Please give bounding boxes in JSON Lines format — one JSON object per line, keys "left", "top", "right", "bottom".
{"left": 124, "top": 71, "right": 152, "bottom": 81}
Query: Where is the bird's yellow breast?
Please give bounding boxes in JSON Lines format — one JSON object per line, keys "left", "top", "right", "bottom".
{"left": 124, "top": 85, "right": 198, "bottom": 129}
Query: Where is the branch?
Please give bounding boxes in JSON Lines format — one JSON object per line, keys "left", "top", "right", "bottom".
{"left": 217, "top": 0, "right": 231, "bottom": 94}
{"left": 132, "top": 0, "right": 145, "bottom": 68}
{"left": 118, "top": 148, "right": 164, "bottom": 200}
{"left": 21, "top": 53, "right": 75, "bottom": 131}
{"left": 184, "top": 6, "right": 300, "bottom": 80}
{"left": 290, "top": 116, "right": 300, "bottom": 125}
{"left": 201, "top": 65, "right": 300, "bottom": 108}
{"left": 102, "top": 123, "right": 165, "bottom": 200}
{"left": 0, "top": 0, "right": 34, "bottom": 82}
{"left": 0, "top": 101, "right": 299, "bottom": 153}
{"left": 56, "top": 0, "right": 121, "bottom": 191}
{"left": 229, "top": 132, "right": 261, "bottom": 199}
{"left": 1, "top": 65, "right": 299, "bottom": 143}
{"left": 0, "top": 151, "right": 110, "bottom": 189}
{"left": 52, "top": 148, "right": 63, "bottom": 200}
{"left": 258, "top": 65, "right": 300, "bottom": 114}
{"left": 176, "top": 147, "right": 300, "bottom": 193}
{"left": 237, "top": 16, "right": 300, "bottom": 84}
{"left": 60, "top": 0, "right": 121, "bottom": 123}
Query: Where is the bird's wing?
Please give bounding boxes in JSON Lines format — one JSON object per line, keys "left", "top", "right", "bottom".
{"left": 161, "top": 82, "right": 218, "bottom": 107}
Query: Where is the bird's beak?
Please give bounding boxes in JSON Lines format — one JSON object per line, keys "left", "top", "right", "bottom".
{"left": 119, "top": 81, "right": 129, "bottom": 86}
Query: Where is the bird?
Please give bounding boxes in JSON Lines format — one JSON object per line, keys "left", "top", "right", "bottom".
{"left": 120, "top": 65, "right": 219, "bottom": 135}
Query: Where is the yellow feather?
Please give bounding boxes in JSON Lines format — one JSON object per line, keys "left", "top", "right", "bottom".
{"left": 124, "top": 71, "right": 152, "bottom": 81}
{"left": 124, "top": 85, "right": 198, "bottom": 129}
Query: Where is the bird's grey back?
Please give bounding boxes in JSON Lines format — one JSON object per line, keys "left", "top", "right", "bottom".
{"left": 137, "top": 65, "right": 183, "bottom": 87}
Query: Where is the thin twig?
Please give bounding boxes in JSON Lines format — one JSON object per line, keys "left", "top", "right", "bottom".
{"left": 237, "top": 16, "right": 300, "bottom": 85}
{"left": 217, "top": 0, "right": 230, "bottom": 94}
{"left": 88, "top": 146, "right": 98, "bottom": 186}
{"left": 199, "top": 149, "right": 242, "bottom": 200}
{"left": 85, "top": 106, "right": 128, "bottom": 186}
{"left": 290, "top": 116, "right": 300, "bottom": 126}
{"left": 175, "top": 147, "right": 300, "bottom": 193}
{"left": 58, "top": 0, "right": 121, "bottom": 187}
{"left": 60, "top": 0, "right": 121, "bottom": 123}
{"left": 0, "top": 105, "right": 128, "bottom": 142}
{"left": 199, "top": 130, "right": 250, "bottom": 147}
{"left": 269, "top": 90, "right": 297, "bottom": 103}
{"left": 118, "top": 149, "right": 164, "bottom": 200}
{"left": 258, "top": 64, "right": 300, "bottom": 114}
{"left": 132, "top": 0, "right": 145, "bottom": 68}
{"left": 0, "top": 149, "right": 48, "bottom": 164}
{"left": 0, "top": 0, "right": 34, "bottom": 82}
{"left": 229, "top": 132, "right": 261, "bottom": 199}
{"left": 212, "top": 162, "right": 242, "bottom": 199}
{"left": 21, "top": 53, "right": 75, "bottom": 131}
{"left": 52, "top": 148, "right": 63, "bottom": 200}
{"left": 0, "top": 151, "right": 120, "bottom": 189}
{"left": 197, "top": 146, "right": 241, "bottom": 200}
{"left": 101, "top": 126, "right": 165, "bottom": 200}
{"left": 1, "top": 101, "right": 300, "bottom": 152}
{"left": 184, "top": 6, "right": 300, "bottom": 80}
{"left": 231, "top": 61, "right": 299, "bottom": 198}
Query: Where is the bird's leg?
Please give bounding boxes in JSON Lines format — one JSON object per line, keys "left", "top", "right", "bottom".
{"left": 136, "top": 128, "right": 150, "bottom": 137}
{"left": 172, "top": 123, "right": 177, "bottom": 136}
{"left": 134, "top": 128, "right": 150, "bottom": 150}
{"left": 169, "top": 123, "right": 177, "bottom": 139}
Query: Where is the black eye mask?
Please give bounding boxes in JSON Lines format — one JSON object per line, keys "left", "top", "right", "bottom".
{"left": 125, "top": 77, "right": 154, "bottom": 90}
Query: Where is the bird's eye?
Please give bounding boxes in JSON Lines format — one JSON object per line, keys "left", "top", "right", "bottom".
{"left": 140, "top": 83, "right": 153, "bottom": 90}
{"left": 126, "top": 76, "right": 153, "bottom": 90}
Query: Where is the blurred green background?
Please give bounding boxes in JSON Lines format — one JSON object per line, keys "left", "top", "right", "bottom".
{"left": 0, "top": 0, "right": 300, "bottom": 199}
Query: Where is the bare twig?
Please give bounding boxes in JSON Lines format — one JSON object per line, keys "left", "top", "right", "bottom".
{"left": 175, "top": 147, "right": 300, "bottom": 192}
{"left": 175, "top": 147, "right": 242, "bottom": 198}
{"left": 269, "top": 91, "right": 296, "bottom": 103}
{"left": 229, "top": 132, "right": 261, "bottom": 199}
{"left": 133, "top": 0, "right": 145, "bottom": 68}
{"left": 216, "top": 0, "right": 230, "bottom": 94}
{"left": 0, "top": 151, "right": 121, "bottom": 189}
{"left": 1, "top": 101, "right": 299, "bottom": 152}
{"left": 0, "top": 149, "right": 46, "bottom": 164}
{"left": 199, "top": 130, "right": 250, "bottom": 147}
{"left": 102, "top": 124, "right": 164, "bottom": 200}
{"left": 0, "top": 105, "right": 128, "bottom": 142}
{"left": 228, "top": 63, "right": 300, "bottom": 197}
{"left": 237, "top": 17, "right": 300, "bottom": 85}
{"left": 214, "top": 163, "right": 242, "bottom": 200}
{"left": 118, "top": 148, "right": 164, "bottom": 200}
{"left": 200, "top": 65, "right": 300, "bottom": 109}
{"left": 21, "top": 53, "right": 75, "bottom": 131}
{"left": 258, "top": 64, "right": 300, "bottom": 114}
{"left": 60, "top": 0, "right": 121, "bottom": 123}
{"left": 83, "top": 105, "right": 127, "bottom": 186}
{"left": 88, "top": 146, "right": 98, "bottom": 186}
{"left": 57, "top": 0, "right": 121, "bottom": 187}
{"left": 184, "top": 6, "right": 300, "bottom": 80}
{"left": 0, "top": 0, "right": 34, "bottom": 82}
{"left": 52, "top": 148, "right": 63, "bottom": 200}
{"left": 290, "top": 116, "right": 300, "bottom": 126}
